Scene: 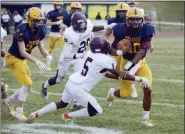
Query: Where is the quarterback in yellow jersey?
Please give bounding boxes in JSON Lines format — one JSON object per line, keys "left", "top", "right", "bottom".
{"left": 106, "top": 7, "right": 155, "bottom": 127}
{"left": 4, "top": 7, "right": 50, "bottom": 122}
{"left": 46, "top": 0, "right": 68, "bottom": 70}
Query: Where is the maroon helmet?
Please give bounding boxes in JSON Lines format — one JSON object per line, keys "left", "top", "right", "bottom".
{"left": 90, "top": 36, "right": 111, "bottom": 55}
{"left": 71, "top": 12, "right": 87, "bottom": 33}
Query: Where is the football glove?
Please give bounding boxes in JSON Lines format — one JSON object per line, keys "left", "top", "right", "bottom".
{"left": 56, "top": 20, "right": 63, "bottom": 25}
{"left": 36, "top": 61, "right": 49, "bottom": 72}
{"left": 135, "top": 77, "right": 151, "bottom": 88}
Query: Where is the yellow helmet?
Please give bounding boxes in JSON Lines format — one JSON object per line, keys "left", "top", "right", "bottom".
{"left": 115, "top": 2, "right": 130, "bottom": 11}
{"left": 126, "top": 7, "right": 144, "bottom": 28}
{"left": 53, "top": 0, "right": 63, "bottom": 10}
{"left": 70, "top": 2, "right": 82, "bottom": 9}
{"left": 26, "top": 7, "right": 45, "bottom": 28}
{"left": 53, "top": 0, "right": 63, "bottom": 5}
{"left": 115, "top": 2, "right": 129, "bottom": 19}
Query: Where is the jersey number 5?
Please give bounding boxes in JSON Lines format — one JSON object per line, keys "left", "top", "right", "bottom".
{"left": 81, "top": 57, "right": 93, "bottom": 76}
{"left": 78, "top": 38, "right": 91, "bottom": 53}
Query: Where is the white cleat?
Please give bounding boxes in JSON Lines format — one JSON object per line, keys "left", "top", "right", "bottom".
{"left": 141, "top": 119, "right": 154, "bottom": 127}
{"left": 131, "top": 88, "right": 138, "bottom": 98}
{"left": 12, "top": 111, "right": 27, "bottom": 122}
{"left": 4, "top": 97, "right": 15, "bottom": 115}
{"left": 105, "top": 88, "right": 115, "bottom": 107}
{"left": 27, "top": 112, "right": 38, "bottom": 123}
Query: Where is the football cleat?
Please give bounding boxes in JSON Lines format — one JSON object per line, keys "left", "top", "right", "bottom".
{"left": 41, "top": 82, "right": 48, "bottom": 100}
{"left": 62, "top": 113, "right": 73, "bottom": 124}
{"left": 12, "top": 111, "right": 27, "bottom": 122}
{"left": 130, "top": 83, "right": 138, "bottom": 98}
{"left": 105, "top": 88, "right": 115, "bottom": 107}
{"left": 70, "top": 101, "right": 84, "bottom": 111}
{"left": 27, "top": 112, "right": 38, "bottom": 123}
{"left": 141, "top": 119, "right": 154, "bottom": 127}
{"left": 4, "top": 97, "right": 15, "bottom": 115}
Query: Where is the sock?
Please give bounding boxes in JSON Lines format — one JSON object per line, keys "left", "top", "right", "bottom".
{"left": 37, "top": 102, "right": 57, "bottom": 117}
{"left": 44, "top": 81, "right": 50, "bottom": 88}
{"left": 16, "top": 107, "right": 23, "bottom": 113}
{"left": 110, "top": 88, "right": 115, "bottom": 97}
{"left": 143, "top": 111, "right": 150, "bottom": 120}
{"left": 9, "top": 89, "right": 20, "bottom": 102}
{"left": 18, "top": 86, "right": 29, "bottom": 101}
{"left": 68, "top": 108, "right": 89, "bottom": 118}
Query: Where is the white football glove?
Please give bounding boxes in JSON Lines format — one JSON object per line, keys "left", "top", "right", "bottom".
{"left": 104, "top": 23, "right": 116, "bottom": 30}
{"left": 36, "top": 61, "right": 49, "bottom": 72}
{"left": 140, "top": 77, "right": 151, "bottom": 88}
{"left": 56, "top": 20, "right": 63, "bottom": 25}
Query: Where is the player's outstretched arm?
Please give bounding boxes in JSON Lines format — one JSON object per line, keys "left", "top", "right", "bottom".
{"left": 38, "top": 40, "right": 50, "bottom": 57}
{"left": 106, "top": 69, "right": 151, "bottom": 88}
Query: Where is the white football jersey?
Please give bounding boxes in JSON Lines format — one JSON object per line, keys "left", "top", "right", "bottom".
{"left": 1, "top": 27, "right": 7, "bottom": 42}
{"left": 62, "top": 19, "right": 94, "bottom": 59}
{"left": 69, "top": 52, "right": 117, "bottom": 92}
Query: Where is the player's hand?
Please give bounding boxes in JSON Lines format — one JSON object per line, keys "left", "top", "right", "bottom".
{"left": 118, "top": 69, "right": 128, "bottom": 79}
{"left": 105, "top": 23, "right": 116, "bottom": 30}
{"left": 139, "top": 77, "right": 151, "bottom": 88}
{"left": 36, "top": 61, "right": 49, "bottom": 72}
{"left": 56, "top": 20, "right": 63, "bottom": 25}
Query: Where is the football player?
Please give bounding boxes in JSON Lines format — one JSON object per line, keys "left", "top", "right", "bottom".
{"left": 46, "top": 0, "right": 68, "bottom": 70}
{"left": 4, "top": 7, "right": 50, "bottom": 122}
{"left": 41, "top": 12, "right": 94, "bottom": 101}
{"left": 106, "top": 7, "right": 155, "bottom": 127}
{"left": 1, "top": 27, "right": 9, "bottom": 100}
{"left": 27, "top": 36, "right": 150, "bottom": 123}
{"left": 62, "top": 2, "right": 104, "bottom": 33}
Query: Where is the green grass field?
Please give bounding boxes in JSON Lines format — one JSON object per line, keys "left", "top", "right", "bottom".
{"left": 1, "top": 34, "right": 184, "bottom": 134}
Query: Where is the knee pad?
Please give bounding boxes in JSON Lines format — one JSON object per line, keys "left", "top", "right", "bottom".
{"left": 120, "top": 88, "right": 131, "bottom": 98}
{"left": 87, "top": 102, "right": 103, "bottom": 116}
{"left": 18, "top": 86, "right": 30, "bottom": 101}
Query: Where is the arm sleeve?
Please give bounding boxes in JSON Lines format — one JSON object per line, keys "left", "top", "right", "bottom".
{"left": 46, "top": 11, "right": 52, "bottom": 20}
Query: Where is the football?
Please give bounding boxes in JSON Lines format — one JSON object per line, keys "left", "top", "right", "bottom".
{"left": 117, "top": 39, "right": 132, "bottom": 53}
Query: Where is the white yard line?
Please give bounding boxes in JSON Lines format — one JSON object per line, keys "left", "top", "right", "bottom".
{"left": 8, "top": 89, "right": 184, "bottom": 109}
{"left": 1, "top": 123, "right": 122, "bottom": 134}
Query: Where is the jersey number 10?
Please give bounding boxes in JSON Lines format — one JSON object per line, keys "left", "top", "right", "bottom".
{"left": 78, "top": 38, "right": 91, "bottom": 53}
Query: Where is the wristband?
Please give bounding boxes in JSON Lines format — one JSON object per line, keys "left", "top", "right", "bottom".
{"left": 116, "top": 50, "right": 123, "bottom": 56}
{"left": 124, "top": 61, "right": 135, "bottom": 71}
{"left": 135, "top": 76, "right": 141, "bottom": 82}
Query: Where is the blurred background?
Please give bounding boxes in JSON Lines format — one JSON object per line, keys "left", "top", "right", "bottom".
{"left": 1, "top": 0, "right": 184, "bottom": 34}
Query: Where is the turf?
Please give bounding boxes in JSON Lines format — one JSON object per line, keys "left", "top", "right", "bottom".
{"left": 1, "top": 36, "right": 184, "bottom": 134}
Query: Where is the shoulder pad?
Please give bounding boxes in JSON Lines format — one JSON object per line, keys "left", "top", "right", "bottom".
{"left": 63, "top": 28, "right": 75, "bottom": 45}
{"left": 87, "top": 19, "right": 93, "bottom": 31}
{"left": 143, "top": 24, "right": 155, "bottom": 37}
{"left": 113, "top": 24, "right": 126, "bottom": 40}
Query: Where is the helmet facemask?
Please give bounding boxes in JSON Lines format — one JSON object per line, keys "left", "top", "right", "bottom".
{"left": 116, "top": 10, "right": 127, "bottom": 19}
{"left": 73, "top": 20, "right": 87, "bottom": 33}
{"left": 54, "top": 4, "right": 62, "bottom": 10}
{"left": 71, "top": 8, "right": 82, "bottom": 14}
{"left": 127, "top": 17, "right": 143, "bottom": 28}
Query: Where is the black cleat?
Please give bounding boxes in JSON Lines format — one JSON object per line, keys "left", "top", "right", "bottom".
{"left": 41, "top": 82, "right": 48, "bottom": 100}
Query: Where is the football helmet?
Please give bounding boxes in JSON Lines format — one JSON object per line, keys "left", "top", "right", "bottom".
{"left": 53, "top": 0, "right": 63, "bottom": 10}
{"left": 115, "top": 2, "right": 130, "bottom": 19}
{"left": 71, "top": 12, "right": 87, "bottom": 33}
{"left": 26, "top": 7, "right": 45, "bottom": 28}
{"left": 90, "top": 36, "right": 110, "bottom": 55}
{"left": 70, "top": 2, "right": 82, "bottom": 13}
{"left": 126, "top": 7, "right": 144, "bottom": 28}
